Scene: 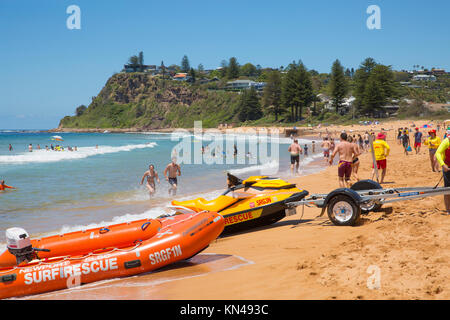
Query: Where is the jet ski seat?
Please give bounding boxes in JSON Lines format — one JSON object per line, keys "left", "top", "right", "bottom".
{"left": 172, "top": 195, "right": 238, "bottom": 212}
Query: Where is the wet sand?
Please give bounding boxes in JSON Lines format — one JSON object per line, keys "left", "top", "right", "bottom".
{"left": 146, "top": 120, "right": 449, "bottom": 300}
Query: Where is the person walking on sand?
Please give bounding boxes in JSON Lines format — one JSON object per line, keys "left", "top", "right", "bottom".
{"left": 329, "top": 132, "right": 359, "bottom": 188}
{"left": 372, "top": 133, "right": 390, "bottom": 184}
{"left": 347, "top": 136, "right": 361, "bottom": 182}
{"left": 414, "top": 127, "right": 423, "bottom": 154}
{"left": 288, "top": 139, "right": 303, "bottom": 175}
{"left": 434, "top": 127, "right": 450, "bottom": 215}
{"left": 312, "top": 141, "right": 316, "bottom": 153}
{"left": 164, "top": 158, "right": 181, "bottom": 196}
{"left": 0, "top": 180, "right": 16, "bottom": 191}
{"left": 140, "top": 164, "right": 160, "bottom": 197}
{"left": 401, "top": 130, "right": 411, "bottom": 155}
{"left": 424, "top": 129, "right": 441, "bottom": 172}
{"left": 321, "top": 137, "right": 331, "bottom": 162}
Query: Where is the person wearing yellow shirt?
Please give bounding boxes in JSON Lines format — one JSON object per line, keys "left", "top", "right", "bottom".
{"left": 424, "top": 129, "right": 441, "bottom": 172}
{"left": 371, "top": 133, "right": 390, "bottom": 184}
{"left": 434, "top": 127, "right": 450, "bottom": 215}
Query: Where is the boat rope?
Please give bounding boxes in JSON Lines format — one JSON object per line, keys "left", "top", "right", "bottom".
{"left": 0, "top": 242, "right": 143, "bottom": 274}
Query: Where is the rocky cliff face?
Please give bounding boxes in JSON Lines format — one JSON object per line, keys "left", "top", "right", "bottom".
{"left": 59, "top": 73, "right": 239, "bottom": 129}
{"left": 99, "top": 73, "right": 207, "bottom": 106}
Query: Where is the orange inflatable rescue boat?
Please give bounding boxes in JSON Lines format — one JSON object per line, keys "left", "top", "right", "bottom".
{"left": 0, "top": 211, "right": 224, "bottom": 299}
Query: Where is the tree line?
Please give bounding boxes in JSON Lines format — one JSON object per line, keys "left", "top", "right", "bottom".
{"left": 113, "top": 53, "right": 401, "bottom": 122}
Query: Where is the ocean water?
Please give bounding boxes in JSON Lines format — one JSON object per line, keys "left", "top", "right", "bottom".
{"left": 0, "top": 130, "right": 323, "bottom": 246}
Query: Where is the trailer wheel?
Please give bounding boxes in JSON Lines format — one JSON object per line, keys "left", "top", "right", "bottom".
{"left": 327, "top": 195, "right": 361, "bottom": 226}
{"left": 351, "top": 180, "right": 383, "bottom": 214}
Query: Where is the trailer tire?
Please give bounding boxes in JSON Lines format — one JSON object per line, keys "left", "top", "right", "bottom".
{"left": 327, "top": 195, "right": 361, "bottom": 226}
{"left": 351, "top": 180, "right": 383, "bottom": 214}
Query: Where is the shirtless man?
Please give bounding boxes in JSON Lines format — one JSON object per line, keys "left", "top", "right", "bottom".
{"left": 140, "top": 164, "right": 160, "bottom": 197}
{"left": 164, "top": 158, "right": 181, "bottom": 196}
{"left": 321, "top": 137, "right": 331, "bottom": 162}
{"left": 329, "top": 132, "right": 359, "bottom": 188}
{"left": 288, "top": 139, "right": 303, "bottom": 175}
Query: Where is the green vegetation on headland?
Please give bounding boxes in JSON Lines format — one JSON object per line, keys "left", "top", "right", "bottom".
{"left": 58, "top": 54, "right": 450, "bottom": 130}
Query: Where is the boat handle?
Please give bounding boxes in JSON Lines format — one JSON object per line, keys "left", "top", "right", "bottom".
{"left": 99, "top": 227, "right": 110, "bottom": 234}
{"left": 141, "top": 222, "right": 151, "bottom": 231}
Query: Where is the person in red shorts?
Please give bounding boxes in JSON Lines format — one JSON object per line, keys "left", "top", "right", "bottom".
{"left": 329, "top": 132, "right": 359, "bottom": 188}
{"left": 372, "top": 133, "right": 390, "bottom": 183}
{"left": 414, "top": 127, "right": 423, "bottom": 154}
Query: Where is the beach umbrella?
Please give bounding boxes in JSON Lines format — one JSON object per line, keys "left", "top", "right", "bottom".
{"left": 51, "top": 135, "right": 64, "bottom": 141}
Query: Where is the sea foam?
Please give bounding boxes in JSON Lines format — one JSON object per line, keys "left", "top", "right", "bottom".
{"left": 0, "top": 143, "right": 157, "bottom": 164}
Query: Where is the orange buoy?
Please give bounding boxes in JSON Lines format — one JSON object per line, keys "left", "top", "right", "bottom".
{"left": 0, "top": 211, "right": 224, "bottom": 299}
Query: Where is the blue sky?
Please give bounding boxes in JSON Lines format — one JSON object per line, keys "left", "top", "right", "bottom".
{"left": 0, "top": 0, "right": 449, "bottom": 129}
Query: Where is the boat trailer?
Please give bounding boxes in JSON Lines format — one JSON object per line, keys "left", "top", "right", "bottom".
{"left": 285, "top": 179, "right": 450, "bottom": 226}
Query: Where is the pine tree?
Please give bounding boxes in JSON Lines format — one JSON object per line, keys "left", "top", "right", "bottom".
{"left": 262, "top": 70, "right": 283, "bottom": 121}
{"left": 281, "top": 61, "right": 313, "bottom": 122}
{"left": 138, "top": 51, "right": 144, "bottom": 71}
{"left": 188, "top": 68, "right": 196, "bottom": 83}
{"left": 330, "top": 59, "right": 349, "bottom": 114}
{"left": 227, "top": 57, "right": 240, "bottom": 79}
{"left": 354, "top": 57, "right": 377, "bottom": 110}
{"left": 281, "top": 62, "right": 298, "bottom": 121}
{"left": 181, "top": 55, "right": 190, "bottom": 73}
{"left": 238, "top": 87, "right": 262, "bottom": 121}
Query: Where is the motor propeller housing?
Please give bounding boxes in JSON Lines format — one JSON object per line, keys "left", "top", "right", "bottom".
{"left": 6, "top": 227, "right": 35, "bottom": 265}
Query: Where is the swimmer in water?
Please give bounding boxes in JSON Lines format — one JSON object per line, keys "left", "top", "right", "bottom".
{"left": 0, "top": 180, "right": 16, "bottom": 191}
{"left": 288, "top": 139, "right": 303, "bottom": 175}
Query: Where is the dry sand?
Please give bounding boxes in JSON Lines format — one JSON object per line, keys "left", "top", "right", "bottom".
{"left": 149, "top": 119, "right": 448, "bottom": 300}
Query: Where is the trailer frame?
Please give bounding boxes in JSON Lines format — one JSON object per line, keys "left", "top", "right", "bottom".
{"left": 285, "top": 180, "right": 450, "bottom": 226}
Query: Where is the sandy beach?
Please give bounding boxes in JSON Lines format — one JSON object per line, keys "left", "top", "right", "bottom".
{"left": 144, "top": 119, "right": 449, "bottom": 300}
{"left": 21, "top": 119, "right": 449, "bottom": 300}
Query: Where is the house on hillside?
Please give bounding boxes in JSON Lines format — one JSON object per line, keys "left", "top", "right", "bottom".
{"left": 173, "top": 73, "right": 192, "bottom": 81}
{"left": 226, "top": 80, "right": 266, "bottom": 91}
{"left": 431, "top": 68, "right": 446, "bottom": 76}
{"left": 413, "top": 74, "right": 437, "bottom": 81}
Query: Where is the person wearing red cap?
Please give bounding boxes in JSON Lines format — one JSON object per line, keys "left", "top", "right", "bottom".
{"left": 424, "top": 129, "right": 441, "bottom": 172}
{"left": 414, "top": 127, "right": 423, "bottom": 154}
{"left": 372, "top": 133, "right": 390, "bottom": 183}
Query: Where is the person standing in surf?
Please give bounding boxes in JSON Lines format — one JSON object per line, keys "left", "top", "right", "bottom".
{"left": 288, "top": 139, "right": 303, "bottom": 176}
{"left": 140, "top": 164, "right": 160, "bottom": 197}
{"left": 164, "top": 158, "right": 181, "bottom": 196}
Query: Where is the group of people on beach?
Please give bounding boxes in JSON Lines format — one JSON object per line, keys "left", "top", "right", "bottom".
{"left": 140, "top": 158, "right": 181, "bottom": 198}
{"left": 322, "top": 123, "right": 450, "bottom": 215}
{"left": 8, "top": 144, "right": 79, "bottom": 152}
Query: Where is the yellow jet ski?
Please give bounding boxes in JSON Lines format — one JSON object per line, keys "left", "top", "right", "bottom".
{"left": 170, "top": 174, "right": 309, "bottom": 233}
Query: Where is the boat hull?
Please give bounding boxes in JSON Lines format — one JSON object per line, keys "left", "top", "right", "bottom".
{"left": 0, "top": 211, "right": 224, "bottom": 299}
